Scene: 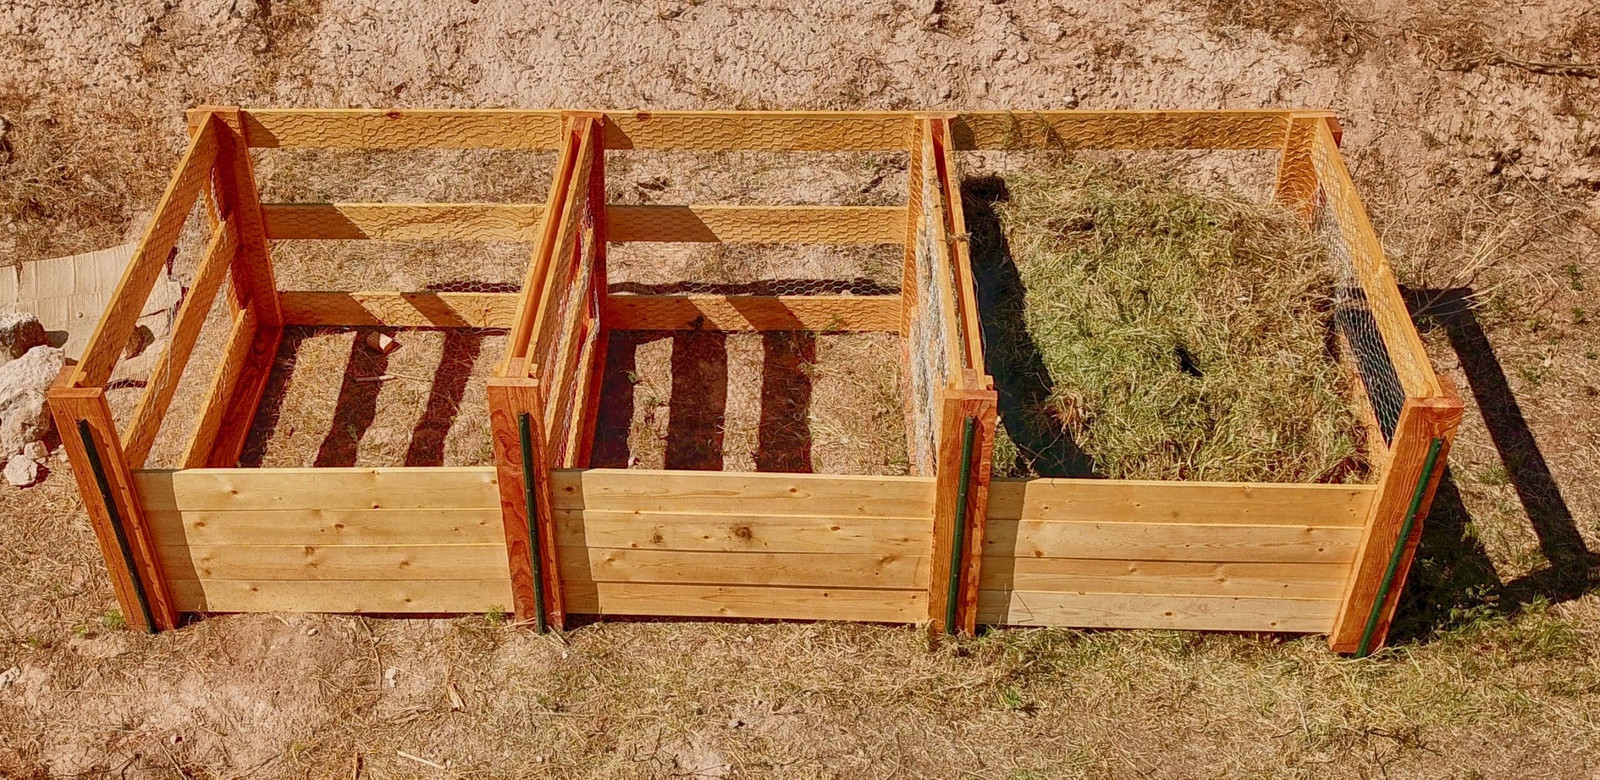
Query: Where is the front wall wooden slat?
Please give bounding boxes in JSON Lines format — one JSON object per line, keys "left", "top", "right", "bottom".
{"left": 157, "top": 543, "right": 510, "bottom": 581}
{"left": 169, "top": 579, "right": 515, "bottom": 613}
{"left": 977, "top": 590, "right": 1339, "bottom": 632}
{"left": 987, "top": 479, "right": 1375, "bottom": 527}
{"left": 549, "top": 468, "right": 935, "bottom": 517}
{"left": 146, "top": 508, "right": 505, "bottom": 547}
{"left": 565, "top": 582, "right": 924, "bottom": 622}
{"left": 605, "top": 295, "right": 901, "bottom": 332}
{"left": 980, "top": 558, "right": 1349, "bottom": 600}
{"left": 556, "top": 510, "right": 930, "bottom": 555}
{"left": 561, "top": 548, "right": 929, "bottom": 589}
{"left": 133, "top": 468, "right": 499, "bottom": 512}
{"left": 984, "top": 520, "right": 1359, "bottom": 564}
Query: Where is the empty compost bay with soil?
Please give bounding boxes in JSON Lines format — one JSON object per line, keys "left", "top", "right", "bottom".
{"left": 970, "top": 159, "right": 1371, "bottom": 484}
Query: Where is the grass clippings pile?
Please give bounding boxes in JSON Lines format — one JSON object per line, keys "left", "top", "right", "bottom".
{"left": 983, "top": 160, "right": 1368, "bottom": 483}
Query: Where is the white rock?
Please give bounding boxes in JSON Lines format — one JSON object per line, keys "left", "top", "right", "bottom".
{"left": 22, "top": 441, "right": 47, "bottom": 462}
{"left": 4, "top": 456, "right": 40, "bottom": 487}
{"left": 0, "top": 345, "right": 63, "bottom": 457}
{"left": 0, "top": 312, "right": 47, "bottom": 363}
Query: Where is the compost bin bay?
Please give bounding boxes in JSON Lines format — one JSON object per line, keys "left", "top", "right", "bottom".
{"left": 47, "top": 109, "right": 1460, "bottom": 655}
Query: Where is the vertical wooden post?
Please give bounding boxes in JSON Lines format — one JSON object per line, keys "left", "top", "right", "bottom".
{"left": 193, "top": 106, "right": 281, "bottom": 326}
{"left": 47, "top": 384, "right": 179, "bottom": 632}
{"left": 1329, "top": 390, "right": 1463, "bottom": 654}
{"left": 927, "top": 386, "right": 998, "bottom": 635}
{"left": 900, "top": 117, "right": 928, "bottom": 340}
{"left": 1275, "top": 115, "right": 1322, "bottom": 222}
{"left": 487, "top": 370, "right": 565, "bottom": 629}
{"left": 573, "top": 119, "right": 610, "bottom": 467}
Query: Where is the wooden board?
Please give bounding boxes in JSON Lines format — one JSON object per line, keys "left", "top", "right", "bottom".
{"left": 279, "top": 291, "right": 520, "bottom": 328}
{"left": 157, "top": 543, "right": 510, "bottom": 581}
{"left": 132, "top": 467, "right": 500, "bottom": 512}
{"left": 977, "top": 590, "right": 1339, "bottom": 632}
{"left": 607, "top": 205, "right": 904, "bottom": 244}
{"left": 561, "top": 548, "right": 928, "bottom": 589}
{"left": 145, "top": 508, "right": 504, "bottom": 547}
{"left": 605, "top": 294, "right": 901, "bottom": 332}
{"left": 262, "top": 203, "right": 543, "bottom": 241}
{"left": 984, "top": 519, "right": 1360, "bottom": 564}
{"left": 600, "top": 111, "right": 913, "bottom": 150}
{"left": 549, "top": 468, "right": 935, "bottom": 517}
{"left": 564, "top": 581, "right": 924, "bottom": 622}
{"left": 168, "top": 578, "right": 515, "bottom": 613}
{"left": 987, "top": 479, "right": 1375, "bottom": 527}
{"left": 950, "top": 110, "right": 1326, "bottom": 151}
{"left": 555, "top": 510, "right": 929, "bottom": 554}
{"left": 980, "top": 558, "right": 1349, "bottom": 600}
{"left": 190, "top": 109, "right": 566, "bottom": 149}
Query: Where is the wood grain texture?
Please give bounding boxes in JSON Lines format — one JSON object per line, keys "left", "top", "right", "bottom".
{"left": 561, "top": 548, "right": 929, "bottom": 589}
{"left": 1275, "top": 116, "right": 1321, "bottom": 220}
{"left": 73, "top": 119, "right": 220, "bottom": 388}
{"left": 985, "top": 479, "right": 1375, "bottom": 527}
{"left": 187, "top": 108, "right": 566, "bottom": 149}
{"left": 950, "top": 110, "right": 1327, "bottom": 151}
{"left": 600, "top": 111, "right": 914, "bottom": 150}
{"left": 554, "top": 510, "right": 930, "bottom": 554}
{"left": 927, "top": 387, "right": 998, "bottom": 634}
{"left": 133, "top": 467, "right": 500, "bottom": 512}
{"left": 977, "top": 590, "right": 1338, "bottom": 632}
{"left": 157, "top": 543, "right": 510, "bottom": 581}
{"left": 123, "top": 220, "right": 238, "bottom": 468}
{"left": 931, "top": 118, "right": 986, "bottom": 374}
{"left": 605, "top": 295, "right": 901, "bottom": 332}
{"left": 564, "top": 581, "right": 924, "bottom": 622}
{"left": 1329, "top": 394, "right": 1463, "bottom": 653}
{"left": 279, "top": 291, "right": 520, "bottom": 328}
{"left": 980, "top": 558, "right": 1349, "bottom": 600}
{"left": 262, "top": 203, "right": 543, "bottom": 240}
{"left": 984, "top": 519, "right": 1360, "bottom": 564}
{"left": 47, "top": 388, "right": 179, "bottom": 630}
{"left": 502, "top": 116, "right": 585, "bottom": 374}
{"left": 198, "top": 323, "right": 282, "bottom": 468}
{"left": 486, "top": 378, "right": 564, "bottom": 627}
{"left": 548, "top": 468, "right": 935, "bottom": 517}
{"left": 180, "top": 307, "right": 257, "bottom": 468}
{"left": 608, "top": 205, "right": 905, "bottom": 244}
{"left": 169, "top": 578, "right": 515, "bottom": 613}
{"left": 146, "top": 508, "right": 503, "bottom": 547}
{"left": 204, "top": 108, "right": 282, "bottom": 326}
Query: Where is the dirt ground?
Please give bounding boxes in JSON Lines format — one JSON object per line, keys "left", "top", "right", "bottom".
{"left": 3, "top": 0, "right": 1600, "bottom": 776}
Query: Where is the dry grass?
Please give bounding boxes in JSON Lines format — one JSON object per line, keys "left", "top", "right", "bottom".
{"left": 981, "top": 160, "right": 1369, "bottom": 483}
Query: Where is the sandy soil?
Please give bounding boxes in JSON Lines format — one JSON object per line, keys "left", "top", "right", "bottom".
{"left": 3, "top": 0, "right": 1600, "bottom": 776}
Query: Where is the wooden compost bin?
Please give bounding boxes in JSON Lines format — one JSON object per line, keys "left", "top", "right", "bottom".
{"left": 48, "top": 108, "right": 1459, "bottom": 655}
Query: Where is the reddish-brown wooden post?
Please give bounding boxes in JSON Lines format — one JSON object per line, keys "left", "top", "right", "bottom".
{"left": 47, "top": 383, "right": 179, "bottom": 632}
{"left": 1329, "top": 387, "right": 1463, "bottom": 654}
{"left": 927, "top": 386, "right": 998, "bottom": 635}
{"left": 487, "top": 368, "right": 565, "bottom": 630}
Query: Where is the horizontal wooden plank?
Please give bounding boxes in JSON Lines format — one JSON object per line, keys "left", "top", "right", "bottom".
{"left": 564, "top": 581, "right": 923, "bottom": 622}
{"left": 979, "top": 558, "right": 1348, "bottom": 600}
{"left": 561, "top": 548, "right": 927, "bottom": 589}
{"left": 549, "top": 469, "right": 935, "bottom": 517}
{"left": 157, "top": 543, "right": 509, "bottom": 581}
{"left": 987, "top": 479, "right": 1374, "bottom": 527}
{"left": 984, "top": 520, "right": 1359, "bottom": 564}
{"left": 169, "top": 578, "right": 515, "bottom": 613}
{"left": 133, "top": 468, "right": 500, "bottom": 512}
{"left": 279, "top": 291, "right": 520, "bottom": 328}
{"left": 605, "top": 294, "right": 901, "bottom": 331}
{"left": 608, "top": 205, "right": 904, "bottom": 244}
{"left": 601, "top": 111, "right": 913, "bottom": 150}
{"left": 262, "top": 203, "right": 543, "bottom": 240}
{"left": 977, "top": 590, "right": 1339, "bottom": 632}
{"left": 193, "top": 109, "right": 567, "bottom": 149}
{"left": 951, "top": 110, "right": 1321, "bottom": 151}
{"left": 556, "top": 510, "right": 928, "bottom": 554}
{"left": 146, "top": 508, "right": 505, "bottom": 547}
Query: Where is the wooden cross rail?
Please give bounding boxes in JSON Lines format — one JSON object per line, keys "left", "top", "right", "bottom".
{"left": 53, "top": 108, "right": 1451, "bottom": 655}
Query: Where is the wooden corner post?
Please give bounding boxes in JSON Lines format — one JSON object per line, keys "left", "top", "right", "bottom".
{"left": 47, "top": 385, "right": 179, "bottom": 632}
{"left": 927, "top": 387, "right": 998, "bottom": 635}
{"left": 1329, "top": 390, "right": 1463, "bottom": 654}
{"left": 487, "top": 373, "right": 565, "bottom": 630}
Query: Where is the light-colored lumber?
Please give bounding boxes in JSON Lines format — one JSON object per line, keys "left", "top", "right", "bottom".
{"left": 554, "top": 510, "right": 930, "bottom": 554}
{"left": 986, "top": 479, "right": 1376, "bottom": 527}
{"left": 262, "top": 203, "right": 543, "bottom": 241}
{"left": 279, "top": 291, "right": 521, "bottom": 329}
{"left": 123, "top": 219, "right": 238, "bottom": 468}
{"left": 980, "top": 558, "right": 1349, "bottom": 600}
{"left": 168, "top": 578, "right": 515, "bottom": 613}
{"left": 180, "top": 307, "right": 257, "bottom": 468}
{"left": 604, "top": 294, "right": 901, "bottom": 332}
{"left": 146, "top": 508, "right": 504, "bottom": 547}
{"left": 560, "top": 548, "right": 929, "bottom": 590}
{"left": 132, "top": 467, "right": 500, "bottom": 512}
{"left": 607, "top": 205, "right": 905, "bottom": 244}
{"left": 950, "top": 110, "right": 1328, "bottom": 151}
{"left": 600, "top": 111, "right": 914, "bottom": 150}
{"left": 983, "top": 519, "right": 1361, "bottom": 564}
{"left": 47, "top": 387, "right": 179, "bottom": 631}
{"left": 548, "top": 468, "right": 935, "bottom": 517}
{"left": 977, "top": 590, "right": 1339, "bottom": 632}
{"left": 564, "top": 581, "right": 924, "bottom": 623}
{"left": 502, "top": 114, "right": 589, "bottom": 376}
{"left": 486, "top": 377, "right": 564, "bottom": 627}
{"left": 72, "top": 119, "right": 220, "bottom": 388}
{"left": 1275, "top": 115, "right": 1321, "bottom": 220}
{"left": 1330, "top": 393, "right": 1463, "bottom": 653}
{"left": 188, "top": 108, "right": 566, "bottom": 149}
{"left": 156, "top": 543, "right": 510, "bottom": 581}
